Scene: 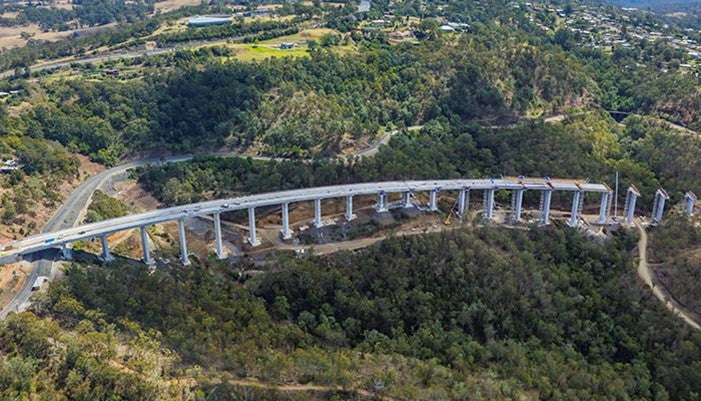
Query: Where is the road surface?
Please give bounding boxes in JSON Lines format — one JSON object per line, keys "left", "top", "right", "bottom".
{"left": 635, "top": 220, "right": 701, "bottom": 330}
{"left": 1, "top": 177, "right": 609, "bottom": 261}
{"left": 0, "top": 126, "right": 411, "bottom": 317}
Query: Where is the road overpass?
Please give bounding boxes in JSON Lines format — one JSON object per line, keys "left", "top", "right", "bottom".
{"left": 1, "top": 177, "right": 614, "bottom": 266}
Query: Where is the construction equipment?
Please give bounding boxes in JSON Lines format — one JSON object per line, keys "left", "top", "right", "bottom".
{"left": 444, "top": 197, "right": 459, "bottom": 225}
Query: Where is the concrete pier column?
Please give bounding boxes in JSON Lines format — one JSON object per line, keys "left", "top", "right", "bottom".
{"left": 281, "top": 203, "right": 291, "bottom": 240}
{"left": 248, "top": 207, "right": 261, "bottom": 247}
{"left": 100, "top": 234, "right": 114, "bottom": 262}
{"left": 540, "top": 190, "right": 553, "bottom": 225}
{"left": 598, "top": 191, "right": 611, "bottom": 224}
{"left": 314, "top": 198, "right": 323, "bottom": 227}
{"left": 511, "top": 189, "right": 524, "bottom": 222}
{"left": 376, "top": 192, "right": 388, "bottom": 213}
{"left": 568, "top": 191, "right": 583, "bottom": 227}
{"left": 345, "top": 195, "right": 356, "bottom": 221}
{"left": 402, "top": 192, "right": 412, "bottom": 208}
{"left": 685, "top": 191, "right": 698, "bottom": 216}
{"left": 141, "top": 226, "right": 154, "bottom": 265}
{"left": 651, "top": 188, "right": 669, "bottom": 225}
{"left": 61, "top": 243, "right": 73, "bottom": 260}
{"left": 213, "top": 213, "right": 224, "bottom": 259}
{"left": 623, "top": 186, "right": 640, "bottom": 226}
{"left": 483, "top": 189, "right": 495, "bottom": 220}
{"left": 458, "top": 188, "right": 470, "bottom": 219}
{"left": 429, "top": 190, "right": 438, "bottom": 212}
{"left": 178, "top": 218, "right": 190, "bottom": 266}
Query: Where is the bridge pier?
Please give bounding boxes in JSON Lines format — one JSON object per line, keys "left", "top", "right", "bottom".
{"left": 651, "top": 188, "right": 669, "bottom": 226}
{"left": 345, "top": 195, "right": 356, "bottom": 221}
{"left": 376, "top": 192, "right": 388, "bottom": 213}
{"left": 248, "top": 207, "right": 261, "bottom": 247}
{"left": 458, "top": 188, "right": 469, "bottom": 219}
{"left": 429, "top": 189, "right": 439, "bottom": 212}
{"left": 483, "top": 189, "right": 495, "bottom": 220}
{"left": 281, "top": 203, "right": 292, "bottom": 240}
{"left": 100, "top": 234, "right": 114, "bottom": 263}
{"left": 623, "top": 186, "right": 640, "bottom": 226}
{"left": 402, "top": 191, "right": 413, "bottom": 208}
{"left": 539, "top": 190, "right": 553, "bottom": 225}
{"left": 141, "top": 226, "right": 154, "bottom": 265}
{"left": 178, "top": 218, "right": 190, "bottom": 266}
{"left": 511, "top": 189, "right": 524, "bottom": 222}
{"left": 567, "top": 190, "right": 584, "bottom": 228}
{"left": 60, "top": 243, "right": 73, "bottom": 260}
{"left": 685, "top": 191, "right": 698, "bottom": 216}
{"left": 314, "top": 198, "right": 323, "bottom": 227}
{"left": 213, "top": 213, "right": 225, "bottom": 259}
{"left": 598, "top": 191, "right": 612, "bottom": 224}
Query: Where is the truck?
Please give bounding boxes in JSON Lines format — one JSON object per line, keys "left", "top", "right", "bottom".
{"left": 31, "top": 276, "right": 48, "bottom": 291}
{"left": 44, "top": 238, "right": 55, "bottom": 244}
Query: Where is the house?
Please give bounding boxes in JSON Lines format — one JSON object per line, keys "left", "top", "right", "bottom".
{"left": 243, "top": 10, "right": 270, "bottom": 18}
{"left": 0, "top": 159, "right": 24, "bottom": 172}
{"left": 358, "top": 0, "right": 370, "bottom": 12}
{"left": 279, "top": 42, "right": 294, "bottom": 49}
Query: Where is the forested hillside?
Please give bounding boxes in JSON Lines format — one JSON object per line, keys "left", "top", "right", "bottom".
{"left": 2, "top": 0, "right": 701, "bottom": 398}
{"left": 0, "top": 0, "right": 699, "bottom": 231}
{"left": 134, "top": 111, "right": 701, "bottom": 212}
{"left": 1, "top": 226, "right": 700, "bottom": 399}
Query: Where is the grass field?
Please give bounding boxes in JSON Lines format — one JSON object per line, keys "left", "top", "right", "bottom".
{"left": 153, "top": 0, "right": 204, "bottom": 13}
{"left": 236, "top": 44, "right": 310, "bottom": 60}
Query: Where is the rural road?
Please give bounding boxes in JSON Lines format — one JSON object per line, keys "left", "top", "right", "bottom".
{"left": 635, "top": 220, "right": 701, "bottom": 330}
{"left": 0, "top": 48, "right": 176, "bottom": 79}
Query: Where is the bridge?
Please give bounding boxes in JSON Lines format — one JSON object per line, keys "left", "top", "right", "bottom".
{"left": 0, "top": 177, "right": 624, "bottom": 266}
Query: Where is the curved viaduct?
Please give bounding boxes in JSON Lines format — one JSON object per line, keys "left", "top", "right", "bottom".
{"left": 1, "top": 177, "right": 624, "bottom": 266}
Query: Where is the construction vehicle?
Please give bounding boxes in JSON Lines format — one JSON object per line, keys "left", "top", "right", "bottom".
{"left": 444, "top": 197, "right": 459, "bottom": 225}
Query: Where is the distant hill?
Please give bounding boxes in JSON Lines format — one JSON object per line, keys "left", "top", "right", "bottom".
{"left": 605, "top": 0, "right": 701, "bottom": 12}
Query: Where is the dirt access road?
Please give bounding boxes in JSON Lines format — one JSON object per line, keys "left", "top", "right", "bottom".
{"left": 635, "top": 220, "right": 701, "bottom": 330}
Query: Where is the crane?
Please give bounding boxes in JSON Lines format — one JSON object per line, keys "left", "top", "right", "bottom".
{"left": 444, "top": 196, "right": 459, "bottom": 225}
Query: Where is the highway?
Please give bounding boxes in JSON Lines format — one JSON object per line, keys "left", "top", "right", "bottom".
{"left": 0, "top": 48, "right": 176, "bottom": 79}
{"left": 1, "top": 177, "right": 608, "bottom": 264}
{"left": 0, "top": 129, "right": 408, "bottom": 317}
{"left": 0, "top": 153, "right": 273, "bottom": 317}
